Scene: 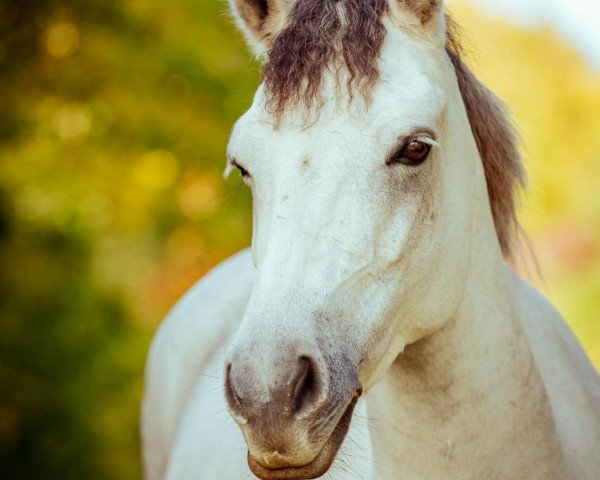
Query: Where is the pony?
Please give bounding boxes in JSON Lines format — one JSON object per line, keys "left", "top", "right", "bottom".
{"left": 142, "top": 1, "right": 600, "bottom": 479}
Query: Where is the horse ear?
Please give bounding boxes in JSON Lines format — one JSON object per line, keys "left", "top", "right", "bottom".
{"left": 229, "top": 0, "right": 292, "bottom": 58}
{"left": 394, "top": 0, "right": 444, "bottom": 25}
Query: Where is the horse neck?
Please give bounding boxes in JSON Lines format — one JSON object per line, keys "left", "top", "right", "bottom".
{"left": 366, "top": 196, "right": 565, "bottom": 479}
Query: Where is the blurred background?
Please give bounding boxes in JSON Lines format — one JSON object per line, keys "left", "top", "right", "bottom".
{"left": 0, "top": 0, "right": 598, "bottom": 478}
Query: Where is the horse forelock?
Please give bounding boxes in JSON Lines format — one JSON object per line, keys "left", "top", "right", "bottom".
{"left": 264, "top": 0, "right": 388, "bottom": 116}
{"left": 263, "top": 1, "right": 525, "bottom": 258}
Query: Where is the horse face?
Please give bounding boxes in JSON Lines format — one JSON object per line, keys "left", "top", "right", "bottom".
{"left": 223, "top": 1, "right": 476, "bottom": 478}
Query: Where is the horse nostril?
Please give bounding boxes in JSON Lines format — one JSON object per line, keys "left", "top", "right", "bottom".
{"left": 292, "top": 356, "right": 323, "bottom": 417}
{"left": 225, "top": 362, "right": 246, "bottom": 419}
{"left": 225, "top": 354, "right": 327, "bottom": 423}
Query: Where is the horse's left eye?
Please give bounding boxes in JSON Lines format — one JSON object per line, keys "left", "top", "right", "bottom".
{"left": 388, "top": 140, "right": 432, "bottom": 166}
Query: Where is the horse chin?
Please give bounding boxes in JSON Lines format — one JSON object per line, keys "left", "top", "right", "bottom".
{"left": 247, "top": 396, "right": 359, "bottom": 480}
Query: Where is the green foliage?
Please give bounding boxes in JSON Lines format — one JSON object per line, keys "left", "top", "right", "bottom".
{"left": 0, "top": 1, "right": 597, "bottom": 478}
{"left": 0, "top": 0, "right": 255, "bottom": 478}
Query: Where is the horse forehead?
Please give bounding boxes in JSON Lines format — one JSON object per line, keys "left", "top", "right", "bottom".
{"left": 232, "top": 33, "right": 446, "bottom": 155}
{"left": 239, "top": 75, "right": 442, "bottom": 142}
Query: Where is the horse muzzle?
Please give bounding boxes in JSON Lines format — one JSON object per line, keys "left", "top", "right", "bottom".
{"left": 225, "top": 346, "right": 362, "bottom": 479}
{"left": 245, "top": 393, "right": 360, "bottom": 480}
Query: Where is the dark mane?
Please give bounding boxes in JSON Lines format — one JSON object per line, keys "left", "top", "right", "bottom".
{"left": 445, "top": 17, "right": 525, "bottom": 257}
{"left": 263, "top": 1, "right": 525, "bottom": 257}
{"left": 264, "top": 0, "right": 388, "bottom": 116}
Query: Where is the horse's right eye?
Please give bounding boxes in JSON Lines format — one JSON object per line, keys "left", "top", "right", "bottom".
{"left": 232, "top": 159, "right": 251, "bottom": 179}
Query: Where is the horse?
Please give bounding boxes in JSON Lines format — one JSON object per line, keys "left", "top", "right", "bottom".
{"left": 141, "top": 1, "right": 600, "bottom": 479}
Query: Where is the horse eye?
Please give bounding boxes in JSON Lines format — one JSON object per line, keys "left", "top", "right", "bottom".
{"left": 233, "top": 160, "right": 250, "bottom": 178}
{"left": 388, "top": 140, "right": 432, "bottom": 166}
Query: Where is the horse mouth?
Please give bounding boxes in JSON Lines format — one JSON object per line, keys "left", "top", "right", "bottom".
{"left": 247, "top": 395, "right": 359, "bottom": 480}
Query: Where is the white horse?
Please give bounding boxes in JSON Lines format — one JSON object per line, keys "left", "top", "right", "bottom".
{"left": 142, "top": 1, "right": 600, "bottom": 479}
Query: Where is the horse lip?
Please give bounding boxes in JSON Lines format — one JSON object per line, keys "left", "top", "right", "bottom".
{"left": 247, "top": 393, "right": 360, "bottom": 480}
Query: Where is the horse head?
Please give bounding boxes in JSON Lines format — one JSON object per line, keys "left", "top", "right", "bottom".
{"left": 223, "top": 1, "right": 523, "bottom": 478}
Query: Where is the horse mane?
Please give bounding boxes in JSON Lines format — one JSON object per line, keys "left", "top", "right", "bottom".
{"left": 264, "top": 0, "right": 388, "bottom": 115}
{"left": 445, "top": 17, "right": 526, "bottom": 257}
{"left": 263, "top": 0, "right": 525, "bottom": 257}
